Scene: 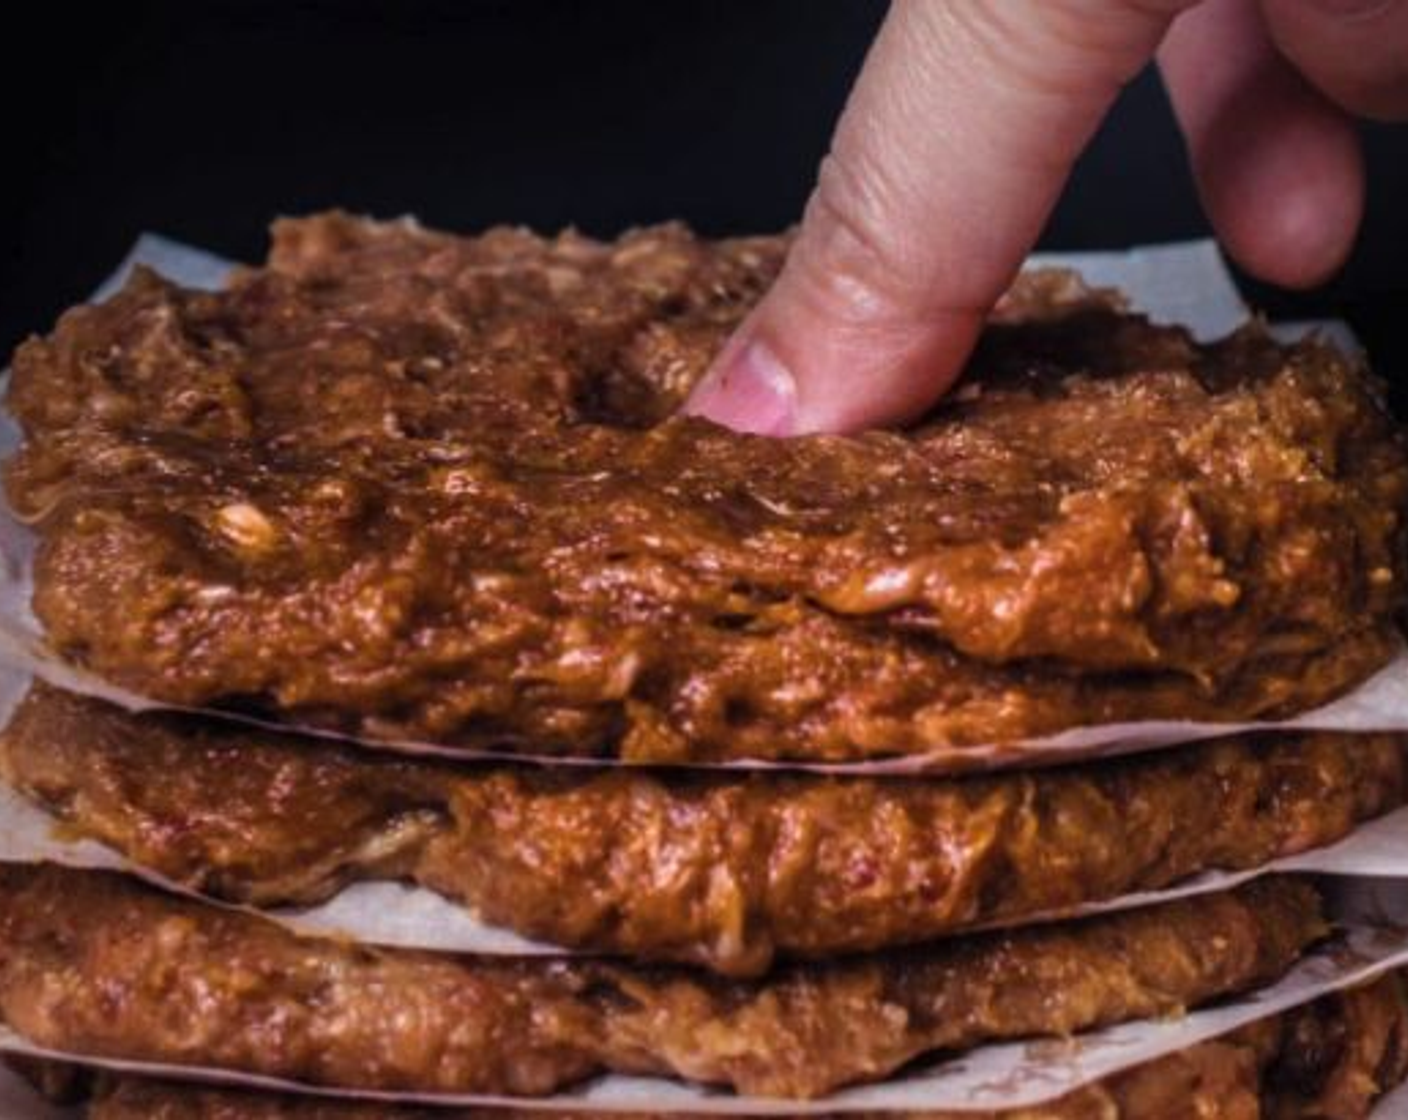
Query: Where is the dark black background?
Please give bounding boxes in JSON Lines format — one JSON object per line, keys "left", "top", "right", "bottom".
{"left": 6, "top": 0, "right": 1406, "bottom": 390}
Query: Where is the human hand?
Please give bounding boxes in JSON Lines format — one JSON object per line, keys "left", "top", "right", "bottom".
{"left": 684, "top": 0, "right": 1408, "bottom": 435}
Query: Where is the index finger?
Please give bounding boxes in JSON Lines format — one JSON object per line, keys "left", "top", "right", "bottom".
{"left": 686, "top": 0, "right": 1196, "bottom": 435}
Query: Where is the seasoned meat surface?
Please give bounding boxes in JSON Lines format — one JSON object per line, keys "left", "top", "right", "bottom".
{"left": 0, "top": 865, "right": 1323, "bottom": 1099}
{"left": 2, "top": 683, "right": 1399, "bottom": 975}
{"left": 27, "top": 971, "right": 1408, "bottom": 1118}
{"left": 6, "top": 213, "right": 1405, "bottom": 761}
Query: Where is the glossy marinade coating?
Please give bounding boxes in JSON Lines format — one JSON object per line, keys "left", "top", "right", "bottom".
{"left": 3, "top": 683, "right": 1399, "bottom": 976}
{"left": 0, "top": 865, "right": 1323, "bottom": 1099}
{"left": 26, "top": 971, "right": 1408, "bottom": 1119}
{"left": 6, "top": 213, "right": 1405, "bottom": 761}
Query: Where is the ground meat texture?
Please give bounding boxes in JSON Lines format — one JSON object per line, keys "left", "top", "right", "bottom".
{"left": 24, "top": 971, "right": 1408, "bottom": 1119}
{"left": 0, "top": 865, "right": 1324, "bottom": 1099}
{"left": 3, "top": 683, "right": 1399, "bottom": 976}
{"left": 5, "top": 213, "right": 1405, "bottom": 762}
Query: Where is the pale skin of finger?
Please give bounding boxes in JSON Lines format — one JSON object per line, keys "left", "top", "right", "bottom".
{"left": 684, "top": 0, "right": 1196, "bottom": 435}
{"left": 1159, "top": 0, "right": 1366, "bottom": 288}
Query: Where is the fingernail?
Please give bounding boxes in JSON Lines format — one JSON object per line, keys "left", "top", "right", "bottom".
{"left": 684, "top": 338, "right": 798, "bottom": 436}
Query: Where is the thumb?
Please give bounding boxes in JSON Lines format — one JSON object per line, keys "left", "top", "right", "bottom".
{"left": 685, "top": 0, "right": 1194, "bottom": 435}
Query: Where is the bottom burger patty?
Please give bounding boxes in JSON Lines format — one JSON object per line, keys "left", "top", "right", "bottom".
{"left": 0, "top": 865, "right": 1323, "bottom": 1100}
{"left": 21, "top": 970, "right": 1408, "bottom": 1119}
{"left": 3, "top": 683, "right": 1399, "bottom": 976}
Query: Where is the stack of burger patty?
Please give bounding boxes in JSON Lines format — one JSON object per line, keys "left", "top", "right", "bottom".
{"left": 0, "top": 213, "right": 1406, "bottom": 1118}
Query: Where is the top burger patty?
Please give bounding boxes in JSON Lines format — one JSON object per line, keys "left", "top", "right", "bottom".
{"left": 6, "top": 213, "right": 1406, "bottom": 761}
